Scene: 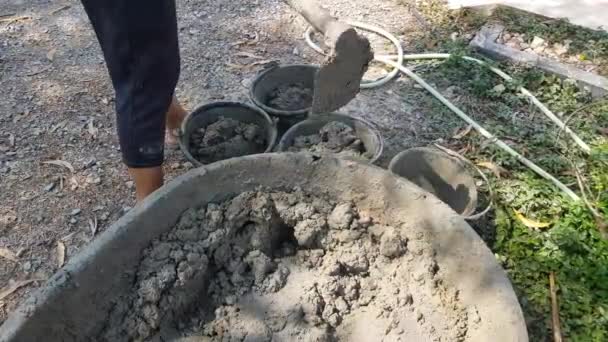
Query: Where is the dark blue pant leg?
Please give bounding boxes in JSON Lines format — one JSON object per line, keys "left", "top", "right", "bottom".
{"left": 81, "top": 0, "right": 180, "bottom": 167}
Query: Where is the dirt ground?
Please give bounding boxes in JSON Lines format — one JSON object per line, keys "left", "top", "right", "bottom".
{"left": 0, "top": 0, "right": 459, "bottom": 324}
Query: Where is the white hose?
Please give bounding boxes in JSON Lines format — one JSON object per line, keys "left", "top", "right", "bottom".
{"left": 306, "top": 25, "right": 590, "bottom": 153}
{"left": 387, "top": 53, "right": 592, "bottom": 153}
{"left": 304, "top": 21, "right": 582, "bottom": 201}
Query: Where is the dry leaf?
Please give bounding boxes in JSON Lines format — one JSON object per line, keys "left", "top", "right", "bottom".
{"left": 0, "top": 279, "right": 43, "bottom": 301}
{"left": 70, "top": 176, "right": 79, "bottom": 191}
{"left": 514, "top": 210, "right": 551, "bottom": 229}
{"left": 249, "top": 32, "right": 259, "bottom": 45}
{"left": 452, "top": 125, "right": 473, "bottom": 139}
{"left": 599, "top": 127, "right": 608, "bottom": 136}
{"left": 235, "top": 51, "right": 264, "bottom": 59}
{"left": 425, "top": 39, "right": 438, "bottom": 49}
{"left": 249, "top": 59, "right": 275, "bottom": 67}
{"left": 225, "top": 62, "right": 247, "bottom": 70}
{"left": 46, "top": 48, "right": 57, "bottom": 61}
{"left": 456, "top": 146, "right": 470, "bottom": 155}
{"left": 477, "top": 161, "right": 509, "bottom": 178}
{"left": 87, "top": 118, "right": 98, "bottom": 138}
{"left": 57, "top": 241, "right": 66, "bottom": 267}
{"left": 42, "top": 160, "right": 74, "bottom": 173}
{"left": 0, "top": 247, "right": 18, "bottom": 262}
{"left": 226, "top": 58, "right": 275, "bottom": 71}
{"left": 229, "top": 32, "right": 259, "bottom": 47}
{"left": 0, "top": 213, "right": 18, "bottom": 227}
{"left": 560, "top": 170, "right": 577, "bottom": 177}
{"left": 89, "top": 216, "right": 98, "bottom": 236}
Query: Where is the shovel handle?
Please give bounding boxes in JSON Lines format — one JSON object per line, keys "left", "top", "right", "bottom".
{"left": 282, "top": 0, "right": 345, "bottom": 36}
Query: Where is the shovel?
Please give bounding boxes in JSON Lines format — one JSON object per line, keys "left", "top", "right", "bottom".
{"left": 283, "top": 0, "right": 374, "bottom": 113}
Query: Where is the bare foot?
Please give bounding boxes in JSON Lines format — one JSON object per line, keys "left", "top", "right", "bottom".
{"left": 166, "top": 97, "right": 187, "bottom": 147}
{"left": 129, "top": 166, "right": 163, "bottom": 202}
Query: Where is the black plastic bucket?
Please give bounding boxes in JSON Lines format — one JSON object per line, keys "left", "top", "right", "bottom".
{"left": 389, "top": 147, "right": 478, "bottom": 216}
{"left": 249, "top": 64, "right": 318, "bottom": 133}
{"left": 178, "top": 102, "right": 277, "bottom": 166}
{"left": 276, "top": 113, "right": 383, "bottom": 164}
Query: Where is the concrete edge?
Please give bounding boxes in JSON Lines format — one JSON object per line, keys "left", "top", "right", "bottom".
{"left": 470, "top": 23, "right": 608, "bottom": 98}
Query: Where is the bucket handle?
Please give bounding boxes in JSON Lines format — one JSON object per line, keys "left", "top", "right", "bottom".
{"left": 433, "top": 144, "right": 494, "bottom": 221}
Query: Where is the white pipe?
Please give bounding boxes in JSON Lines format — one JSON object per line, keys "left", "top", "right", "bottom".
{"left": 377, "top": 56, "right": 580, "bottom": 200}
{"left": 303, "top": 22, "right": 581, "bottom": 201}
{"left": 385, "top": 53, "right": 592, "bottom": 153}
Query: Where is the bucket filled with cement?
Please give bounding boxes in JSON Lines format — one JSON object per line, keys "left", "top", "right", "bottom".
{"left": 389, "top": 147, "right": 478, "bottom": 217}
{"left": 276, "top": 113, "right": 383, "bottom": 164}
{"left": 178, "top": 102, "right": 277, "bottom": 166}
{"left": 0, "top": 154, "right": 527, "bottom": 342}
{"left": 249, "top": 64, "right": 317, "bottom": 132}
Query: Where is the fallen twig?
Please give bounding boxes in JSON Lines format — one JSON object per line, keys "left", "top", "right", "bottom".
{"left": 49, "top": 5, "right": 71, "bottom": 15}
{"left": 25, "top": 65, "right": 52, "bottom": 76}
{"left": 0, "top": 279, "right": 43, "bottom": 301}
{"left": 403, "top": 2, "right": 432, "bottom": 31}
{"left": 452, "top": 125, "right": 473, "bottom": 139}
{"left": 226, "top": 59, "right": 276, "bottom": 70}
{"left": 89, "top": 215, "right": 98, "bottom": 236}
{"left": 0, "top": 15, "right": 31, "bottom": 24}
{"left": 235, "top": 51, "right": 265, "bottom": 59}
{"left": 230, "top": 32, "right": 259, "bottom": 47}
{"left": 549, "top": 272, "right": 563, "bottom": 342}
{"left": 566, "top": 157, "right": 608, "bottom": 238}
{"left": 42, "top": 159, "right": 75, "bottom": 173}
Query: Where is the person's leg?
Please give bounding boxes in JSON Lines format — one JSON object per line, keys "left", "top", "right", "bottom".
{"left": 129, "top": 167, "right": 164, "bottom": 202}
{"left": 81, "top": 0, "right": 180, "bottom": 201}
{"left": 166, "top": 96, "right": 187, "bottom": 146}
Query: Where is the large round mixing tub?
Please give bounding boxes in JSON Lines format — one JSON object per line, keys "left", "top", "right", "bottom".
{"left": 0, "top": 154, "right": 527, "bottom": 342}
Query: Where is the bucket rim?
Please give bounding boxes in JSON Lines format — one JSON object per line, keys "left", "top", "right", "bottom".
{"left": 388, "top": 146, "right": 478, "bottom": 217}
{"left": 249, "top": 63, "right": 319, "bottom": 117}
{"left": 276, "top": 112, "right": 384, "bottom": 165}
{"left": 178, "top": 101, "right": 278, "bottom": 167}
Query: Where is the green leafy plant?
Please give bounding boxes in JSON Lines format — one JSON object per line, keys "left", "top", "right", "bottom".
{"left": 417, "top": 43, "right": 608, "bottom": 341}
{"left": 401, "top": 5, "right": 608, "bottom": 338}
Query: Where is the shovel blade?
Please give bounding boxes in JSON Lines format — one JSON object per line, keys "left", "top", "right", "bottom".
{"left": 311, "top": 28, "right": 373, "bottom": 113}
